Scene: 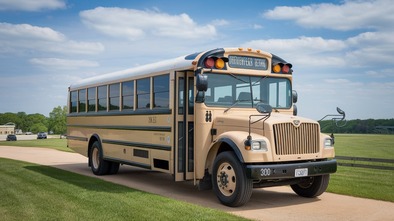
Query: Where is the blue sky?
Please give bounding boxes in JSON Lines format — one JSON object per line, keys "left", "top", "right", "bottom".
{"left": 0, "top": 0, "right": 393, "bottom": 120}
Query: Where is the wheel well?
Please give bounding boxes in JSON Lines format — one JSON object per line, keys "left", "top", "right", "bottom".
{"left": 206, "top": 139, "right": 243, "bottom": 175}
{"left": 217, "top": 142, "right": 233, "bottom": 155}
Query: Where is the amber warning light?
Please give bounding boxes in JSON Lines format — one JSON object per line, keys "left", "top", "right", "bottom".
{"left": 203, "top": 57, "right": 229, "bottom": 69}
{"left": 272, "top": 62, "right": 292, "bottom": 74}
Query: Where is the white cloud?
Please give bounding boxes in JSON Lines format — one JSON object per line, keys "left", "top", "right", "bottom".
{"left": 0, "top": 22, "right": 104, "bottom": 55}
{"left": 242, "top": 36, "right": 347, "bottom": 67}
{"left": 210, "top": 19, "right": 229, "bottom": 26}
{"left": 243, "top": 31, "right": 394, "bottom": 70}
{"left": 0, "top": 22, "right": 65, "bottom": 41}
{"left": 366, "top": 69, "right": 394, "bottom": 78}
{"left": 324, "top": 78, "right": 351, "bottom": 84}
{"left": 0, "top": 0, "right": 65, "bottom": 11}
{"left": 253, "top": 24, "right": 263, "bottom": 30}
{"left": 345, "top": 31, "right": 394, "bottom": 66}
{"left": 263, "top": 0, "right": 394, "bottom": 31}
{"left": 244, "top": 36, "right": 346, "bottom": 53}
{"left": 294, "top": 74, "right": 394, "bottom": 120}
{"left": 30, "top": 58, "right": 99, "bottom": 69}
{"left": 80, "top": 7, "right": 218, "bottom": 40}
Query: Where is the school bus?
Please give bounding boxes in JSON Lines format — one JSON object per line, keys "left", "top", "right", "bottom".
{"left": 67, "top": 47, "right": 337, "bottom": 207}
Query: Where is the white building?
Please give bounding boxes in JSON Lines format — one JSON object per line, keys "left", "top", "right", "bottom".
{"left": 0, "top": 123, "right": 15, "bottom": 135}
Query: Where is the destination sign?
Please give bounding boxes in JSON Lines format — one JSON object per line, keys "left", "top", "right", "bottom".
{"left": 228, "top": 55, "right": 268, "bottom": 70}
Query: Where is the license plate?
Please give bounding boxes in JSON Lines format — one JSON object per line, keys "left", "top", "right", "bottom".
{"left": 295, "top": 168, "right": 308, "bottom": 177}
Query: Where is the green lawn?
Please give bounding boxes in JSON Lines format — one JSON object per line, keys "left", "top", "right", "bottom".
{"left": 0, "top": 158, "right": 248, "bottom": 221}
{"left": 328, "top": 166, "right": 393, "bottom": 202}
{"left": 0, "top": 138, "right": 71, "bottom": 152}
{"left": 1, "top": 134, "right": 393, "bottom": 204}
{"left": 327, "top": 134, "right": 394, "bottom": 202}
{"left": 333, "top": 134, "right": 394, "bottom": 159}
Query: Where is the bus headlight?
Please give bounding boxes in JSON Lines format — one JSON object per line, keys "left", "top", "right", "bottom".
{"left": 324, "top": 138, "right": 333, "bottom": 148}
{"left": 251, "top": 140, "right": 268, "bottom": 151}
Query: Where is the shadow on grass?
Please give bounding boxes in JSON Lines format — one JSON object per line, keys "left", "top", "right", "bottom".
{"left": 24, "top": 165, "right": 137, "bottom": 194}
{"left": 24, "top": 163, "right": 321, "bottom": 210}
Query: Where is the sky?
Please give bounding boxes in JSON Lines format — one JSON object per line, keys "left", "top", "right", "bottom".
{"left": 0, "top": 0, "right": 393, "bottom": 120}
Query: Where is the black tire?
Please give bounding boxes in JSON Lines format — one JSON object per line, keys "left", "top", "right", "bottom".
{"left": 212, "top": 151, "right": 253, "bottom": 207}
{"left": 291, "top": 174, "right": 330, "bottom": 198}
{"left": 89, "top": 141, "right": 110, "bottom": 175}
{"left": 108, "top": 162, "right": 120, "bottom": 175}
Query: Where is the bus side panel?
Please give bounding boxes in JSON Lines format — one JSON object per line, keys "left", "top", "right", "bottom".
{"left": 67, "top": 114, "right": 173, "bottom": 172}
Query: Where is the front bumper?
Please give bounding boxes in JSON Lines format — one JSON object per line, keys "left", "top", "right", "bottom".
{"left": 246, "top": 159, "right": 337, "bottom": 180}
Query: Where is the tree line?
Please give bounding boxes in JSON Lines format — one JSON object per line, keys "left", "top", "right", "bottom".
{"left": 0, "top": 106, "right": 67, "bottom": 134}
{"left": 320, "top": 118, "right": 394, "bottom": 134}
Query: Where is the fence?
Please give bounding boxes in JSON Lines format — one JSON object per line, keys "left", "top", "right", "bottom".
{"left": 335, "top": 155, "right": 394, "bottom": 170}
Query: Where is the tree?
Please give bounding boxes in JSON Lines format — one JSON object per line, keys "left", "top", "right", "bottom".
{"left": 26, "top": 113, "right": 47, "bottom": 132}
{"left": 30, "top": 123, "right": 48, "bottom": 134}
{"left": 16, "top": 112, "right": 27, "bottom": 130}
{"left": 48, "top": 106, "right": 67, "bottom": 134}
{"left": 0, "top": 112, "right": 27, "bottom": 131}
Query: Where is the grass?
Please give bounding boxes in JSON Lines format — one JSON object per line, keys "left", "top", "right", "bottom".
{"left": 327, "top": 166, "right": 394, "bottom": 202}
{"left": 0, "top": 158, "right": 248, "bottom": 221}
{"left": 327, "top": 134, "right": 394, "bottom": 202}
{"left": 0, "top": 138, "right": 71, "bottom": 152}
{"left": 1, "top": 134, "right": 393, "bottom": 203}
{"left": 333, "top": 134, "right": 394, "bottom": 159}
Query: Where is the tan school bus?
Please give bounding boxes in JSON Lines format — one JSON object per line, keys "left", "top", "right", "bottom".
{"left": 67, "top": 47, "right": 337, "bottom": 207}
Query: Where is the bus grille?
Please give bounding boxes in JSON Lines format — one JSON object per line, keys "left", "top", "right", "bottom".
{"left": 273, "top": 123, "right": 320, "bottom": 155}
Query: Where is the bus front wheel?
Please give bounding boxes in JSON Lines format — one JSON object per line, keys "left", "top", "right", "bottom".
{"left": 90, "top": 141, "right": 110, "bottom": 175}
{"left": 291, "top": 174, "right": 330, "bottom": 197}
{"left": 212, "top": 151, "right": 252, "bottom": 207}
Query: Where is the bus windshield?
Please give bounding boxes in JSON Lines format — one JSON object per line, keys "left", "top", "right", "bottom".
{"left": 204, "top": 73, "right": 292, "bottom": 109}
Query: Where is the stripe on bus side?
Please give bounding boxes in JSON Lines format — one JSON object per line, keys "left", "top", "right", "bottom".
{"left": 67, "top": 136, "right": 88, "bottom": 142}
{"left": 103, "top": 156, "right": 151, "bottom": 170}
{"left": 102, "top": 139, "right": 171, "bottom": 151}
{"left": 67, "top": 124, "right": 171, "bottom": 132}
{"left": 67, "top": 109, "right": 172, "bottom": 117}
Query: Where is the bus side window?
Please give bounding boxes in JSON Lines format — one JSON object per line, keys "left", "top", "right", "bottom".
{"left": 109, "top": 83, "right": 120, "bottom": 111}
{"left": 87, "top": 87, "right": 96, "bottom": 112}
{"left": 153, "top": 74, "right": 169, "bottom": 109}
{"left": 78, "top": 89, "right": 86, "bottom": 113}
{"left": 122, "top": 81, "right": 134, "bottom": 110}
{"left": 137, "top": 78, "right": 150, "bottom": 109}
{"left": 70, "top": 91, "right": 77, "bottom": 113}
{"left": 98, "top": 85, "right": 107, "bottom": 111}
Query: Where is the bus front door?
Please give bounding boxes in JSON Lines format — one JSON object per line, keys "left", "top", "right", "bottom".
{"left": 174, "top": 71, "right": 195, "bottom": 181}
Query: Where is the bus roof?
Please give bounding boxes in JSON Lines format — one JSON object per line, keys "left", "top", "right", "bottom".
{"left": 69, "top": 47, "right": 284, "bottom": 91}
{"left": 69, "top": 54, "right": 195, "bottom": 90}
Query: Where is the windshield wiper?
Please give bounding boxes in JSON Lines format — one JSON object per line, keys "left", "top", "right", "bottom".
{"left": 229, "top": 73, "right": 249, "bottom": 83}
{"left": 224, "top": 99, "right": 251, "bottom": 113}
{"left": 251, "top": 75, "right": 267, "bottom": 86}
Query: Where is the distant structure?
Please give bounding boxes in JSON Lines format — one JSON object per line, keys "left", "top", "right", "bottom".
{"left": 0, "top": 123, "right": 16, "bottom": 135}
{"left": 374, "top": 126, "right": 394, "bottom": 134}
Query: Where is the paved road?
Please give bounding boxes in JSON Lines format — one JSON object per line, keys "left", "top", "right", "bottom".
{"left": 1, "top": 146, "right": 393, "bottom": 221}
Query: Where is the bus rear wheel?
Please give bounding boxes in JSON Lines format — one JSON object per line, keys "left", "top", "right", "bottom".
{"left": 291, "top": 174, "right": 330, "bottom": 197}
{"left": 108, "top": 162, "right": 120, "bottom": 175}
{"left": 90, "top": 141, "right": 110, "bottom": 175}
{"left": 212, "top": 151, "right": 252, "bottom": 207}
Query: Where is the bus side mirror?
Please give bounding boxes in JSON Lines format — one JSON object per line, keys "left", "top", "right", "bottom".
{"left": 196, "top": 74, "right": 208, "bottom": 92}
{"left": 195, "top": 91, "right": 205, "bottom": 103}
{"left": 293, "top": 104, "right": 297, "bottom": 116}
{"left": 292, "top": 90, "right": 298, "bottom": 103}
{"left": 256, "top": 103, "right": 272, "bottom": 114}
{"left": 337, "top": 107, "right": 345, "bottom": 120}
